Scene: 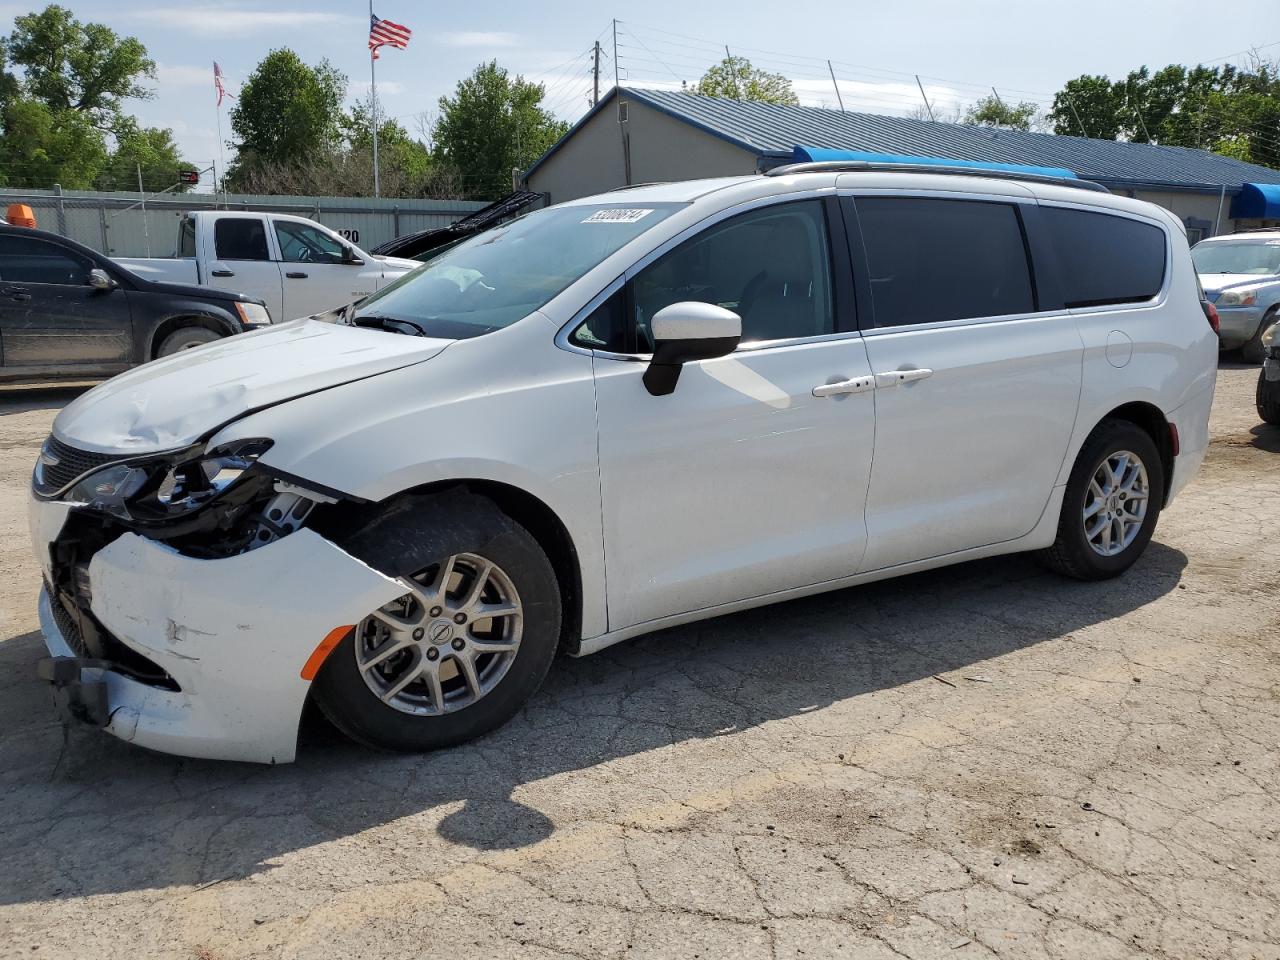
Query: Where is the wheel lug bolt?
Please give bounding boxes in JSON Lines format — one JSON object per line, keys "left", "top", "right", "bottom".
{"left": 453, "top": 612, "right": 466, "bottom": 624}
{"left": 426, "top": 647, "right": 439, "bottom": 661}
{"left": 429, "top": 606, "right": 442, "bottom": 617}
{"left": 412, "top": 627, "right": 425, "bottom": 641}
{"left": 451, "top": 638, "right": 465, "bottom": 650}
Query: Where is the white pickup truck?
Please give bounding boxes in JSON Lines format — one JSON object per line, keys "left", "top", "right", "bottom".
{"left": 115, "top": 211, "right": 420, "bottom": 322}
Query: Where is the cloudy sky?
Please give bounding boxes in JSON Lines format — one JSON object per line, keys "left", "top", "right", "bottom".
{"left": 2, "top": 0, "right": 1278, "bottom": 176}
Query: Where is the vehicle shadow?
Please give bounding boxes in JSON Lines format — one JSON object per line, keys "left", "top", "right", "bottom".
{"left": 0, "top": 542, "right": 1187, "bottom": 904}
{"left": 1248, "top": 423, "right": 1280, "bottom": 452}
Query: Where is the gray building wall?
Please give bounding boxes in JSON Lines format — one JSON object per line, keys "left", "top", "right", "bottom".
{"left": 527, "top": 95, "right": 757, "bottom": 203}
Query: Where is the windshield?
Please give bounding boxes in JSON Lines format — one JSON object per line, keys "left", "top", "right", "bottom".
{"left": 353, "top": 202, "right": 683, "bottom": 338}
{"left": 1192, "top": 240, "right": 1280, "bottom": 276}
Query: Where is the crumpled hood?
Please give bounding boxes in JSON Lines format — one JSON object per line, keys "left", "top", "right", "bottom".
{"left": 1199, "top": 273, "right": 1277, "bottom": 296}
{"left": 53, "top": 319, "right": 450, "bottom": 454}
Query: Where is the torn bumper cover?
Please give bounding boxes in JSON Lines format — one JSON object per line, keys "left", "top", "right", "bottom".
{"left": 35, "top": 521, "right": 403, "bottom": 764}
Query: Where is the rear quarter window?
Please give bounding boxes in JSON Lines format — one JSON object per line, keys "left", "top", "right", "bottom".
{"left": 1042, "top": 207, "right": 1166, "bottom": 308}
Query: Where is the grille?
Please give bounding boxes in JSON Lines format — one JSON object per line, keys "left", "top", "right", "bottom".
{"left": 45, "top": 580, "right": 90, "bottom": 657}
{"left": 36, "top": 435, "right": 121, "bottom": 494}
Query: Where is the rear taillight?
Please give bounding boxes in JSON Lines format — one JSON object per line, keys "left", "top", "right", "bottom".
{"left": 1201, "top": 299, "right": 1220, "bottom": 333}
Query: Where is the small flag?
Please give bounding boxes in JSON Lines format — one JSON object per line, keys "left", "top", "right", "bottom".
{"left": 214, "top": 61, "right": 226, "bottom": 107}
{"left": 369, "top": 13, "right": 411, "bottom": 60}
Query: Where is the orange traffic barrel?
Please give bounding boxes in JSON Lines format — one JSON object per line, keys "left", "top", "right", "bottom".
{"left": 6, "top": 204, "right": 37, "bottom": 228}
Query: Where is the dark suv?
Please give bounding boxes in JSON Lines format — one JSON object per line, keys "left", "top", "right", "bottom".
{"left": 0, "top": 225, "right": 269, "bottom": 383}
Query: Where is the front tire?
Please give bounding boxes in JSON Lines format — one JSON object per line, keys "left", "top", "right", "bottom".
{"left": 312, "top": 492, "right": 561, "bottom": 753}
{"left": 1039, "top": 419, "right": 1165, "bottom": 581}
{"left": 1259, "top": 369, "right": 1280, "bottom": 425}
{"left": 156, "top": 325, "right": 220, "bottom": 357}
{"left": 1241, "top": 310, "right": 1276, "bottom": 365}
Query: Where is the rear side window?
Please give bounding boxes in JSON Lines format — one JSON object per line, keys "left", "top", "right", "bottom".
{"left": 855, "top": 197, "right": 1035, "bottom": 327}
{"left": 179, "top": 218, "right": 196, "bottom": 258}
{"left": 215, "top": 218, "right": 270, "bottom": 261}
{"left": 1042, "top": 207, "right": 1166, "bottom": 308}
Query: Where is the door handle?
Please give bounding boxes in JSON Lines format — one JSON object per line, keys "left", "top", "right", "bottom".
{"left": 812, "top": 375, "right": 875, "bottom": 398}
{"left": 874, "top": 367, "right": 934, "bottom": 388}
{"left": 285, "top": 271, "right": 308, "bottom": 279}
{"left": 211, "top": 269, "right": 235, "bottom": 278}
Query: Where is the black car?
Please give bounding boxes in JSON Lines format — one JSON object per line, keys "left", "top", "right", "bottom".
{"left": 0, "top": 225, "right": 269, "bottom": 383}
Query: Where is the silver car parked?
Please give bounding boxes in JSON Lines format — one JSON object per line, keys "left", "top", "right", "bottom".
{"left": 1192, "top": 231, "right": 1280, "bottom": 363}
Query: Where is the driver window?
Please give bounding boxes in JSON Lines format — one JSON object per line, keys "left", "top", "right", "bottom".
{"left": 631, "top": 200, "right": 833, "bottom": 351}
{"left": 273, "top": 220, "right": 349, "bottom": 264}
{"left": 0, "top": 235, "right": 91, "bottom": 285}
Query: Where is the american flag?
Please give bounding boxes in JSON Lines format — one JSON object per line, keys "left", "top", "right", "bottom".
{"left": 369, "top": 13, "right": 411, "bottom": 60}
{"left": 213, "top": 61, "right": 226, "bottom": 107}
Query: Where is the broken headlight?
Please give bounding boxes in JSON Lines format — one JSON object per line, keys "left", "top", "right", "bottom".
{"left": 68, "top": 439, "right": 273, "bottom": 520}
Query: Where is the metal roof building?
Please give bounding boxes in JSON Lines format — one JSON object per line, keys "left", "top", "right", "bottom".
{"left": 524, "top": 87, "right": 1280, "bottom": 240}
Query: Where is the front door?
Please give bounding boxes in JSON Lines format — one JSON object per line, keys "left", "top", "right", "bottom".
{"left": 846, "top": 194, "right": 1084, "bottom": 572}
{"left": 207, "top": 216, "right": 283, "bottom": 320}
{"left": 0, "top": 233, "right": 134, "bottom": 373}
{"left": 588, "top": 198, "right": 876, "bottom": 631}
{"left": 272, "top": 218, "right": 378, "bottom": 320}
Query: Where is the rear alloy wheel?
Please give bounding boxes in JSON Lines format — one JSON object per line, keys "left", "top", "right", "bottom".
{"left": 1241, "top": 310, "right": 1276, "bottom": 365}
{"left": 312, "top": 493, "right": 561, "bottom": 753}
{"left": 1039, "top": 419, "right": 1164, "bottom": 580}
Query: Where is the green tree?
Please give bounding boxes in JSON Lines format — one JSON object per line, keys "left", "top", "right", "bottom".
{"left": 96, "top": 117, "right": 188, "bottom": 192}
{"left": 0, "top": 97, "right": 107, "bottom": 187}
{"left": 6, "top": 4, "right": 154, "bottom": 124}
{"left": 1048, "top": 58, "right": 1280, "bottom": 168}
{"left": 227, "top": 48, "right": 346, "bottom": 186}
{"left": 343, "top": 95, "right": 432, "bottom": 183}
{"left": 433, "top": 60, "right": 569, "bottom": 199}
{"left": 964, "top": 95, "right": 1038, "bottom": 131}
{"left": 696, "top": 55, "right": 798, "bottom": 105}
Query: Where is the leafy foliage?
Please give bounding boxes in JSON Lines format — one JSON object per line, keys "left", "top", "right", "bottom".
{"left": 433, "top": 60, "right": 569, "bottom": 199}
{"left": 226, "top": 49, "right": 346, "bottom": 186}
{"left": 1049, "top": 58, "right": 1280, "bottom": 168}
{"left": 0, "top": 4, "right": 186, "bottom": 190}
{"left": 696, "top": 55, "right": 798, "bottom": 105}
{"left": 964, "top": 95, "right": 1040, "bottom": 131}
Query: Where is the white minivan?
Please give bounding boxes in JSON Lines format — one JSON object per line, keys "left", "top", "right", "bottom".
{"left": 30, "top": 163, "right": 1217, "bottom": 763}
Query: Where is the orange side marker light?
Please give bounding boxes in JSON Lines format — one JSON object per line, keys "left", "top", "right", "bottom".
{"left": 301, "top": 625, "right": 354, "bottom": 681}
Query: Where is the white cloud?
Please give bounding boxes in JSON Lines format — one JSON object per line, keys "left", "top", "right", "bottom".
{"left": 350, "top": 80, "right": 405, "bottom": 98}
{"left": 126, "top": 7, "right": 358, "bottom": 36}
{"left": 440, "top": 31, "right": 519, "bottom": 48}
{"left": 156, "top": 63, "right": 214, "bottom": 88}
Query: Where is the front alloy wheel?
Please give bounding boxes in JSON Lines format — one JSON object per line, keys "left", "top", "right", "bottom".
{"left": 311, "top": 491, "right": 561, "bottom": 754}
{"left": 356, "top": 553, "right": 523, "bottom": 715}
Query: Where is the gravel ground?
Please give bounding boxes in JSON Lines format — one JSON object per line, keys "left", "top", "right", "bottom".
{"left": 0, "top": 364, "right": 1277, "bottom": 960}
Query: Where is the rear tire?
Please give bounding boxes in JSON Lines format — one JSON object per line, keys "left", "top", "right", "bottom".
{"left": 1259, "top": 369, "right": 1280, "bottom": 425}
{"left": 312, "top": 491, "right": 561, "bottom": 753}
{"left": 156, "top": 325, "right": 220, "bottom": 357}
{"left": 1038, "top": 419, "right": 1164, "bottom": 581}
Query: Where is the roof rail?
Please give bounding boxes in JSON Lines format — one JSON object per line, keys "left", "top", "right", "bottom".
{"left": 765, "top": 160, "right": 1110, "bottom": 193}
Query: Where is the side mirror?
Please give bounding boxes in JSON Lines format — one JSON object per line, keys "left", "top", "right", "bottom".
{"left": 344, "top": 248, "right": 365, "bottom": 266}
{"left": 87, "top": 268, "right": 117, "bottom": 291}
{"left": 642, "top": 301, "right": 741, "bottom": 396}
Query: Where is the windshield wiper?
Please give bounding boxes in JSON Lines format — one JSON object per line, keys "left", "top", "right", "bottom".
{"left": 352, "top": 314, "right": 429, "bottom": 337}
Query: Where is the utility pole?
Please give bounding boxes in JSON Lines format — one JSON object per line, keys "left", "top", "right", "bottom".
{"left": 593, "top": 40, "right": 601, "bottom": 106}
{"left": 725, "top": 45, "right": 739, "bottom": 98}
{"left": 1065, "top": 93, "right": 1088, "bottom": 138}
{"left": 915, "top": 75, "right": 935, "bottom": 122}
{"left": 828, "top": 60, "right": 845, "bottom": 113}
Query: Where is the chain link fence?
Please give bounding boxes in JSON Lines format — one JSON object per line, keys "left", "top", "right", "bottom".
{"left": 0, "top": 185, "right": 486, "bottom": 258}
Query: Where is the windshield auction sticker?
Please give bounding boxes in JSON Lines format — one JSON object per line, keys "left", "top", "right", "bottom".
{"left": 582, "top": 208, "right": 654, "bottom": 224}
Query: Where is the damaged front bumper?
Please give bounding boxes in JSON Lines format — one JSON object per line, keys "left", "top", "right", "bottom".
{"left": 32, "top": 499, "right": 403, "bottom": 764}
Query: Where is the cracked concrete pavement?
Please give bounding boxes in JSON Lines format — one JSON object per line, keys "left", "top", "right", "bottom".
{"left": 0, "top": 363, "right": 1277, "bottom": 960}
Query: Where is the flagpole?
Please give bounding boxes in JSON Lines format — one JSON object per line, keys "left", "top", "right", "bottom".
{"left": 215, "top": 86, "right": 226, "bottom": 202}
{"left": 369, "top": 0, "right": 380, "bottom": 198}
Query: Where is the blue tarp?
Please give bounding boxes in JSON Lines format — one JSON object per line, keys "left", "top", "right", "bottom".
{"left": 790, "top": 146, "right": 1079, "bottom": 180}
{"left": 1230, "top": 182, "right": 1280, "bottom": 219}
